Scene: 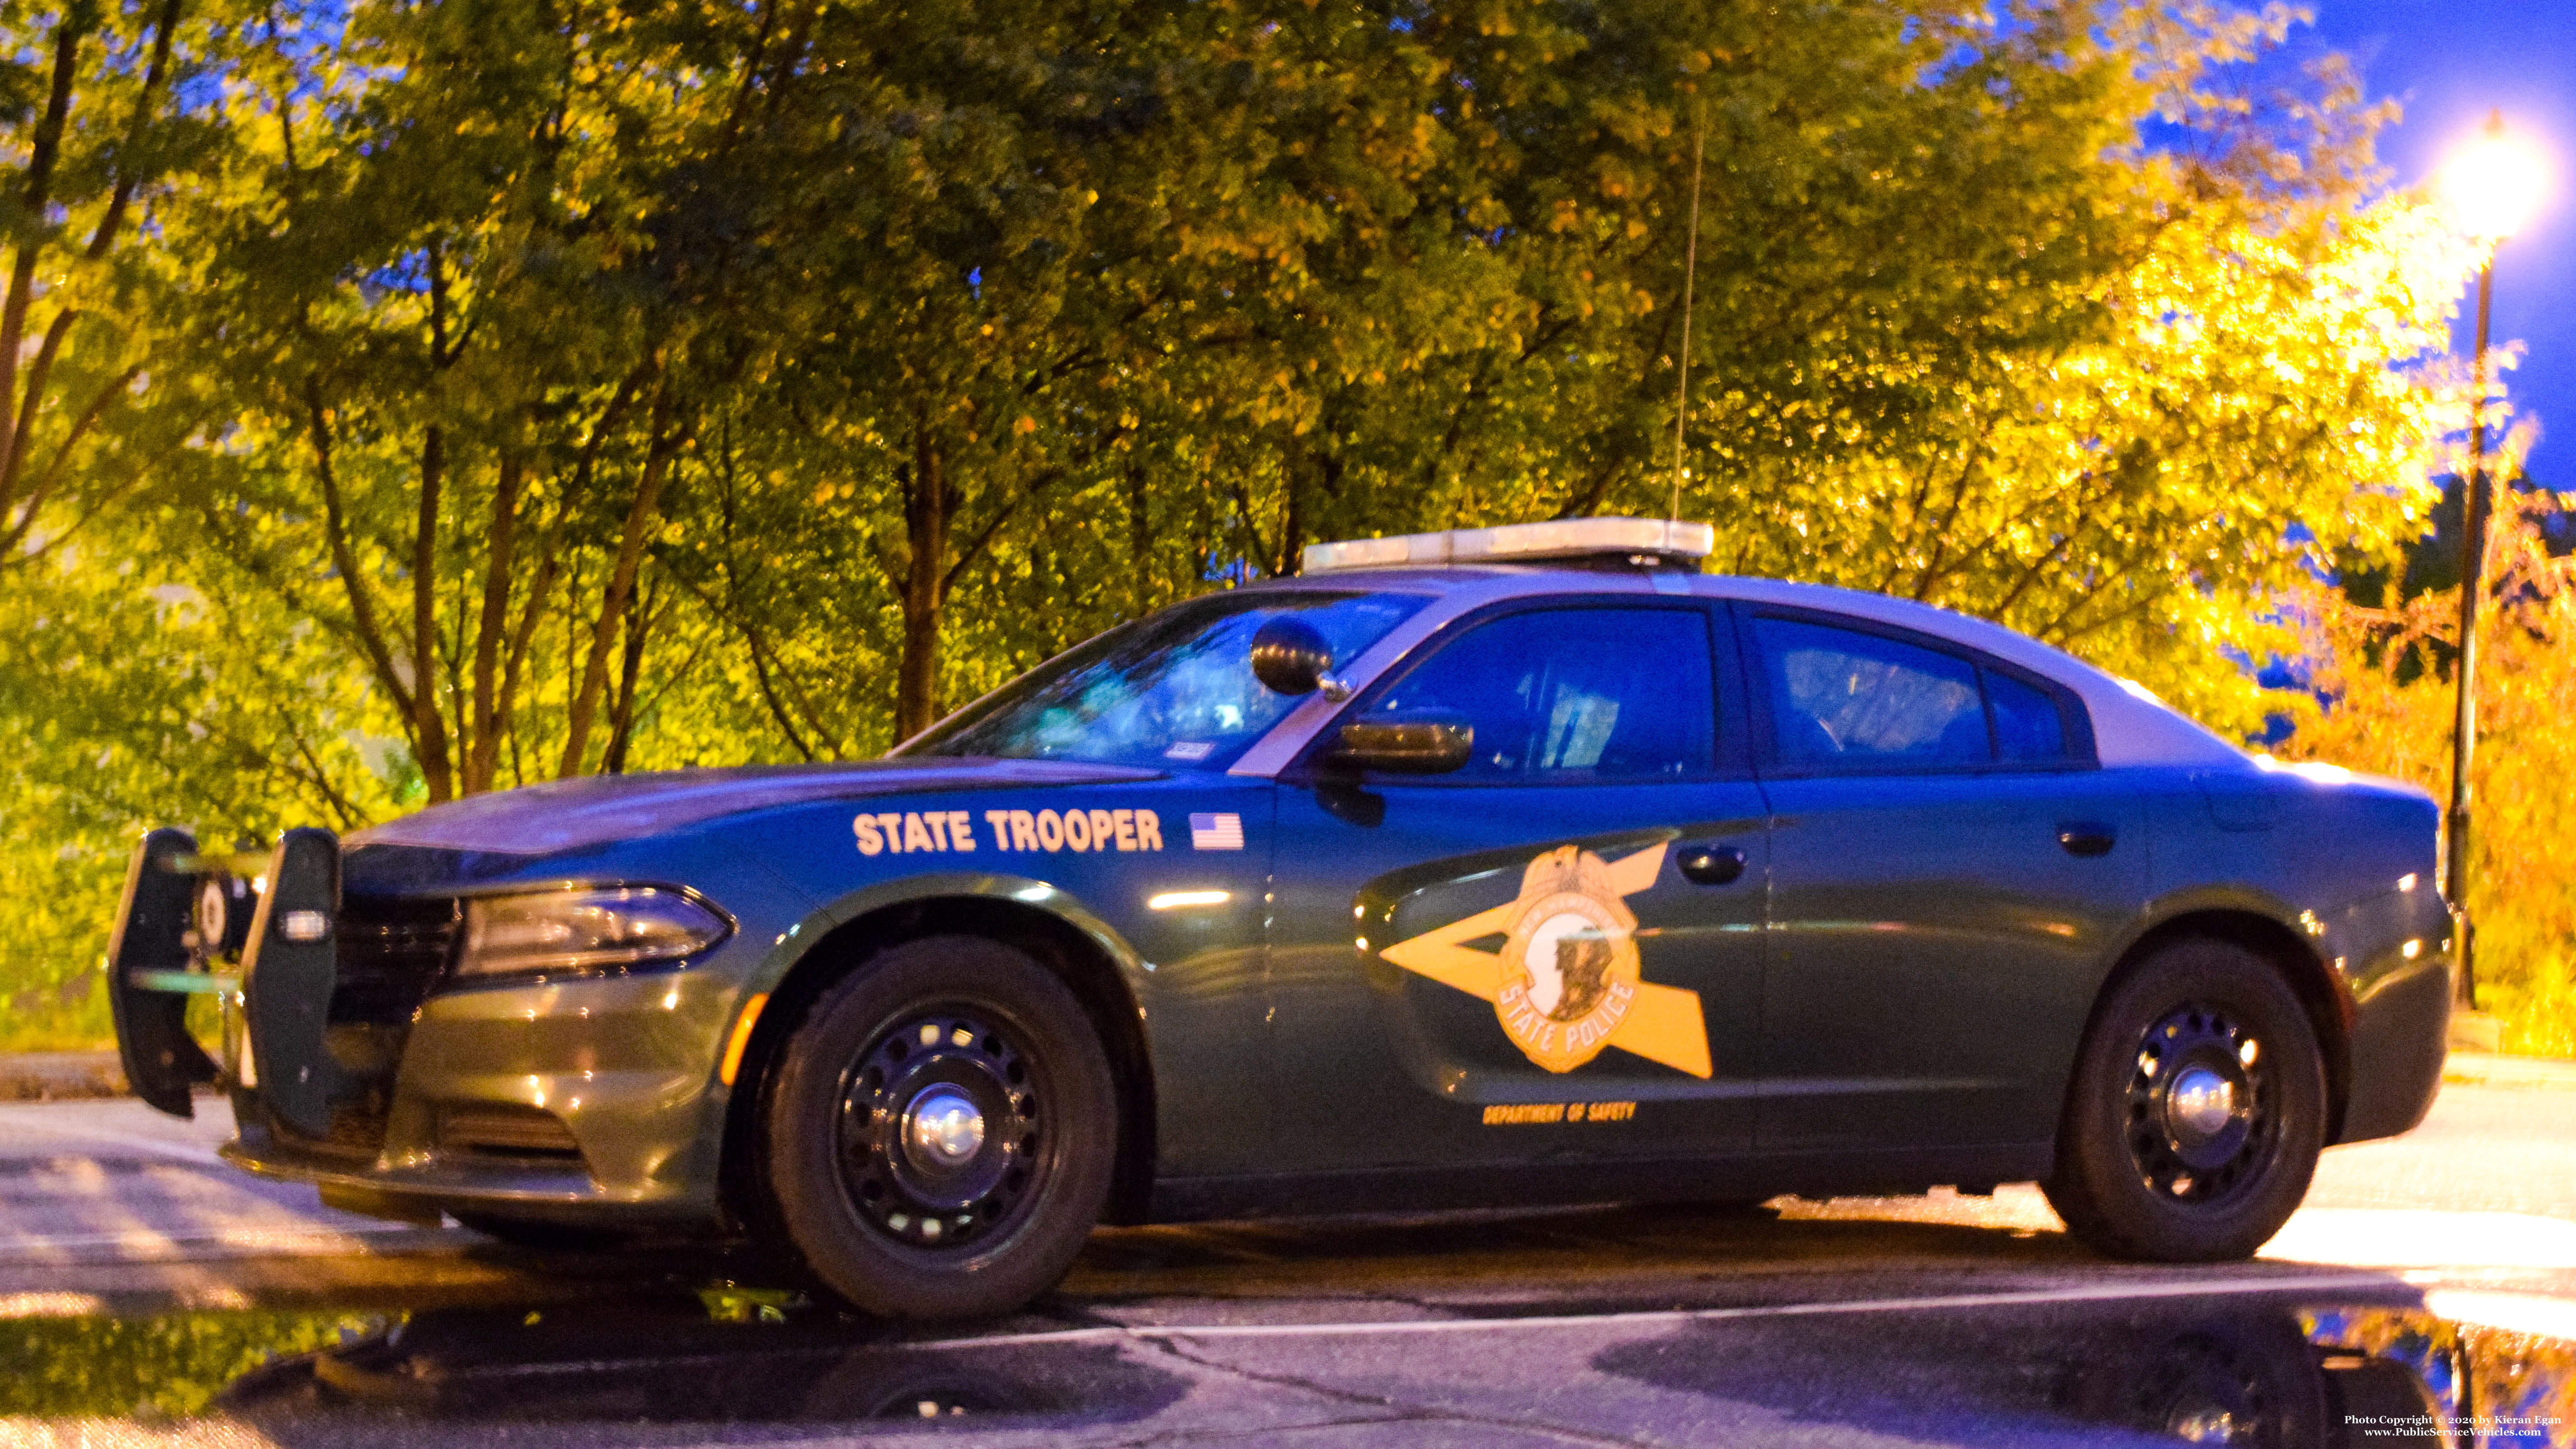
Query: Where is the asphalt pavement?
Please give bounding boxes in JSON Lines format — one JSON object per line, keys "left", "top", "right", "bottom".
{"left": 1, "top": 1081, "right": 2571, "bottom": 1447}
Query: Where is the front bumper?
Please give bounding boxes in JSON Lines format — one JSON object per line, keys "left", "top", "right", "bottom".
{"left": 220, "top": 965, "right": 745, "bottom": 1222}
{"left": 106, "top": 827, "right": 753, "bottom": 1225}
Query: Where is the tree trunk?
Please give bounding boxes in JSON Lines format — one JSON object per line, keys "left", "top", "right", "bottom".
{"left": 1126, "top": 457, "right": 1153, "bottom": 614}
{"left": 413, "top": 423, "right": 454, "bottom": 801}
{"left": 1278, "top": 466, "right": 1305, "bottom": 577}
{"left": 893, "top": 422, "right": 951, "bottom": 742}
{"left": 0, "top": 0, "right": 179, "bottom": 537}
{"left": 602, "top": 579, "right": 653, "bottom": 773}
{"left": 305, "top": 383, "right": 420, "bottom": 741}
{"left": 464, "top": 454, "right": 523, "bottom": 795}
{"left": 413, "top": 252, "right": 456, "bottom": 801}
{"left": 0, "top": 17, "right": 85, "bottom": 499}
{"left": 559, "top": 382, "right": 678, "bottom": 777}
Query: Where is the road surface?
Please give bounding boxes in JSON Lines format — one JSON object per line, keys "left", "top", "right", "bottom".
{"left": 1, "top": 1079, "right": 2571, "bottom": 1446}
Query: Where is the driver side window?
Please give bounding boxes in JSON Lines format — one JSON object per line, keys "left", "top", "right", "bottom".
{"left": 1364, "top": 608, "right": 1716, "bottom": 782}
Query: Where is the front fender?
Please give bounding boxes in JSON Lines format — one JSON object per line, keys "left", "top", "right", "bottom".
{"left": 745, "top": 870, "right": 1155, "bottom": 1017}
{"left": 707, "top": 870, "right": 1165, "bottom": 1225}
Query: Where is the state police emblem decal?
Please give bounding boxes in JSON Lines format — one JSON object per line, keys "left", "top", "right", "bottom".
{"left": 1379, "top": 842, "right": 1712, "bottom": 1079}
{"left": 1495, "top": 846, "right": 1640, "bottom": 1073}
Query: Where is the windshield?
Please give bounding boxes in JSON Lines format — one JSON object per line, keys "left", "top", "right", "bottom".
{"left": 901, "top": 590, "right": 1429, "bottom": 769}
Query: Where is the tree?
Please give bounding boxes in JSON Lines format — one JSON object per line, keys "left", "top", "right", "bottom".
{"left": 0, "top": 0, "right": 2500, "bottom": 1049}
{"left": 162, "top": 0, "right": 827, "bottom": 801}
{"left": 0, "top": 0, "right": 232, "bottom": 589}
{"left": 2280, "top": 484, "right": 2576, "bottom": 1054}
{"left": 1475, "top": 0, "right": 2472, "bottom": 738}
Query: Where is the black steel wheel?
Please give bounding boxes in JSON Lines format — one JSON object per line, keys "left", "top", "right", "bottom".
{"left": 2122, "top": 1001, "right": 2273, "bottom": 1205}
{"left": 835, "top": 1005, "right": 1041, "bottom": 1251}
{"left": 2043, "top": 938, "right": 2326, "bottom": 1262}
{"left": 2063, "top": 1313, "right": 2330, "bottom": 1449}
{"left": 2125, "top": 1322, "right": 2327, "bottom": 1449}
{"left": 762, "top": 935, "right": 1116, "bottom": 1319}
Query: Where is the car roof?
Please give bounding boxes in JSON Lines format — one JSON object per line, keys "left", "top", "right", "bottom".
{"left": 1228, "top": 566, "right": 2247, "bottom": 772}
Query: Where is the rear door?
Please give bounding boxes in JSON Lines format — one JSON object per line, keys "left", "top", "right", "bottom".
{"left": 1740, "top": 606, "right": 2146, "bottom": 1154}
{"left": 1265, "top": 599, "right": 1769, "bottom": 1173}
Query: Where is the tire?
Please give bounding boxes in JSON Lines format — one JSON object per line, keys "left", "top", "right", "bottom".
{"left": 2064, "top": 1313, "right": 2330, "bottom": 1444}
{"left": 762, "top": 935, "right": 1117, "bottom": 1319}
{"left": 2042, "top": 938, "right": 2326, "bottom": 1263}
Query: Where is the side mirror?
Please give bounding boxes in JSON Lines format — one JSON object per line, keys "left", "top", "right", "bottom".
{"left": 1251, "top": 616, "right": 1348, "bottom": 699}
{"left": 1332, "top": 712, "right": 1474, "bottom": 774}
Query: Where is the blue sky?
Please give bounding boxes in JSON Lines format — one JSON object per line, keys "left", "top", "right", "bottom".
{"left": 2301, "top": 0, "right": 2576, "bottom": 479}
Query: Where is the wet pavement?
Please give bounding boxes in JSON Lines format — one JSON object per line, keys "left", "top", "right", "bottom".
{"left": 1, "top": 1088, "right": 2571, "bottom": 1446}
{"left": 7, "top": 1272, "right": 2572, "bottom": 1445}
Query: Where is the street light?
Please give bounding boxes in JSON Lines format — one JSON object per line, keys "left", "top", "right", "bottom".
{"left": 2436, "top": 111, "right": 2550, "bottom": 1010}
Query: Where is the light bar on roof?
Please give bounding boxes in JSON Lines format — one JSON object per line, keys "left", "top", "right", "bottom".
{"left": 1300, "top": 517, "right": 1716, "bottom": 575}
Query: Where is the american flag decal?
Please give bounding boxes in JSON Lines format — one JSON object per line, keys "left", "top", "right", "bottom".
{"left": 1189, "top": 813, "right": 1244, "bottom": 851}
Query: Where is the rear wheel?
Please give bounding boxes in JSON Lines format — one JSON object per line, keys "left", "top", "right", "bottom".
{"left": 762, "top": 935, "right": 1116, "bottom": 1319}
{"left": 2064, "top": 1313, "right": 2331, "bottom": 1444}
{"left": 2043, "top": 938, "right": 2325, "bottom": 1262}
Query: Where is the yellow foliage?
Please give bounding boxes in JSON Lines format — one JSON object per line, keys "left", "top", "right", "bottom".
{"left": 2279, "top": 494, "right": 2576, "bottom": 1056}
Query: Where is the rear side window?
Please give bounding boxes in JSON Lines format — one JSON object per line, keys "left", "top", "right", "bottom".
{"left": 1364, "top": 608, "right": 1716, "bottom": 782}
{"left": 1751, "top": 615, "right": 2079, "bottom": 770}
{"left": 1987, "top": 670, "right": 2070, "bottom": 763}
{"left": 1754, "top": 618, "right": 1985, "bottom": 766}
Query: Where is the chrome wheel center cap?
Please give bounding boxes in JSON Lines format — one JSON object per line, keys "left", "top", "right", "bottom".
{"left": 2166, "top": 1067, "right": 2237, "bottom": 1141}
{"left": 903, "top": 1089, "right": 986, "bottom": 1169}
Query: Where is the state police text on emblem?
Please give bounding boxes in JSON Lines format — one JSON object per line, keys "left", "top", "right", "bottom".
{"left": 1496, "top": 847, "right": 1641, "bottom": 1073}
{"left": 1378, "top": 842, "right": 1713, "bottom": 1079}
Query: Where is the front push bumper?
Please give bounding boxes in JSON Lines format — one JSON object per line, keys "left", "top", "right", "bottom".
{"left": 106, "top": 828, "right": 747, "bottom": 1226}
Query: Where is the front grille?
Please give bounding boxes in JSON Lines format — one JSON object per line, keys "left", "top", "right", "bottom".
{"left": 310, "top": 1094, "right": 398, "bottom": 1159}
{"left": 331, "top": 896, "right": 461, "bottom": 1025}
{"left": 263, "top": 894, "right": 459, "bottom": 1159}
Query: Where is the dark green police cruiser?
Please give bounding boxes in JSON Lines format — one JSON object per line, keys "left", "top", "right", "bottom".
{"left": 105, "top": 517, "right": 2456, "bottom": 1318}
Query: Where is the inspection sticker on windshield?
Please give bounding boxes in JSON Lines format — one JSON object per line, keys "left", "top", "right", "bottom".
{"left": 1190, "top": 813, "right": 1244, "bottom": 851}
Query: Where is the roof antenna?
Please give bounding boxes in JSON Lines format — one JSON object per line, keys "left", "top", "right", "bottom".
{"left": 1669, "top": 105, "right": 1706, "bottom": 524}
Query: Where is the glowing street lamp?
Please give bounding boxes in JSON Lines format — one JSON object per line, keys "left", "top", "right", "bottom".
{"left": 2442, "top": 116, "right": 2550, "bottom": 242}
{"left": 2437, "top": 111, "right": 2550, "bottom": 1009}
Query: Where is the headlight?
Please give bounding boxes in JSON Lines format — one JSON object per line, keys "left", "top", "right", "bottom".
{"left": 457, "top": 888, "right": 730, "bottom": 979}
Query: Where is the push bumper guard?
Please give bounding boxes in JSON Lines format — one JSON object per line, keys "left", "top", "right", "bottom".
{"left": 107, "top": 826, "right": 349, "bottom": 1136}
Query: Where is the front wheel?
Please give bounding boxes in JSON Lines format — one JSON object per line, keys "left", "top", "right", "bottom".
{"left": 2043, "top": 938, "right": 2326, "bottom": 1262}
{"left": 762, "top": 936, "right": 1117, "bottom": 1319}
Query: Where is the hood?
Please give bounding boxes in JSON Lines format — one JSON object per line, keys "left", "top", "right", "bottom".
{"left": 345, "top": 759, "right": 1165, "bottom": 857}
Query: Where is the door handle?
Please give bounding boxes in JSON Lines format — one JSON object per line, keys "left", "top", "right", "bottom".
{"left": 1677, "top": 844, "right": 1749, "bottom": 886}
{"left": 2057, "top": 821, "right": 2117, "bottom": 858}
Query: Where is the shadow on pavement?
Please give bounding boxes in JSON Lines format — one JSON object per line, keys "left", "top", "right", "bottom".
{"left": 1065, "top": 1196, "right": 2095, "bottom": 1305}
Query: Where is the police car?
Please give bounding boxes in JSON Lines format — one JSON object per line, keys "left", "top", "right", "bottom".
{"left": 105, "top": 517, "right": 2454, "bottom": 1319}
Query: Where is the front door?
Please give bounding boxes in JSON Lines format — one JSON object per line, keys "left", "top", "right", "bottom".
{"left": 1740, "top": 607, "right": 2148, "bottom": 1154}
{"left": 1266, "top": 601, "right": 1769, "bottom": 1173}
